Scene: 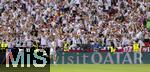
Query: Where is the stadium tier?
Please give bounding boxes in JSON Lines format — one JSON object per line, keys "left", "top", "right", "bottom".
{"left": 0, "top": 0, "right": 150, "bottom": 52}
{"left": 0, "top": 0, "right": 150, "bottom": 72}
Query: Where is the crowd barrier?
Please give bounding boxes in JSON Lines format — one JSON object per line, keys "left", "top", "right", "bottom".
{"left": 0, "top": 46, "right": 149, "bottom": 65}
{"left": 50, "top": 52, "right": 150, "bottom": 64}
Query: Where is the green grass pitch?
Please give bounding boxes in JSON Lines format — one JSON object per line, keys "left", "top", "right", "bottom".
{"left": 50, "top": 64, "right": 150, "bottom": 72}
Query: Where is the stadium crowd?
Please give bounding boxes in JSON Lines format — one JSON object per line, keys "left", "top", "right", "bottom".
{"left": 0, "top": 0, "right": 150, "bottom": 52}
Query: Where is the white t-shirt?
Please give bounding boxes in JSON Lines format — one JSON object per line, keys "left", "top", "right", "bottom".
{"left": 57, "top": 39, "right": 63, "bottom": 47}
{"left": 70, "top": 0, "right": 80, "bottom": 5}
{"left": 75, "top": 0, "right": 80, "bottom": 4}
{"left": 136, "top": 31, "right": 143, "bottom": 39}
{"left": 106, "top": 0, "right": 111, "bottom": 7}
{"left": 72, "top": 37, "right": 77, "bottom": 44}
{"left": 41, "top": 36, "right": 47, "bottom": 46}
{"left": 25, "top": 37, "right": 32, "bottom": 47}
{"left": 51, "top": 41, "right": 56, "bottom": 48}
{"left": 138, "top": 40, "right": 145, "bottom": 48}
{"left": 47, "top": 40, "right": 51, "bottom": 48}
{"left": 105, "top": 38, "right": 109, "bottom": 46}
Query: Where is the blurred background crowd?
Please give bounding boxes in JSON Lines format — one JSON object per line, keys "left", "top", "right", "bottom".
{"left": 0, "top": 0, "right": 150, "bottom": 52}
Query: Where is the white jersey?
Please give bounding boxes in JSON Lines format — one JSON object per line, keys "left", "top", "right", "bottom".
{"left": 51, "top": 41, "right": 56, "bottom": 48}
{"left": 50, "top": 41, "right": 56, "bottom": 55}
{"left": 41, "top": 37, "right": 47, "bottom": 46}
{"left": 50, "top": 48, "right": 55, "bottom": 55}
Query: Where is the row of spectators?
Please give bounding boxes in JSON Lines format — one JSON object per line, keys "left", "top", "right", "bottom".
{"left": 0, "top": 0, "right": 150, "bottom": 51}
